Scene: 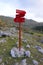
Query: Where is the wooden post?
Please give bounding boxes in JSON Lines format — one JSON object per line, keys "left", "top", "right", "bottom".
{"left": 19, "top": 23, "right": 22, "bottom": 51}
{"left": 14, "top": 9, "right": 26, "bottom": 51}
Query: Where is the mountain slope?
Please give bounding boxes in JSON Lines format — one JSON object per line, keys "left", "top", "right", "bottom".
{"left": 0, "top": 16, "right": 38, "bottom": 27}
{"left": 0, "top": 15, "right": 43, "bottom": 30}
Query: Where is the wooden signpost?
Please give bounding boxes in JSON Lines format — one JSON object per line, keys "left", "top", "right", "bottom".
{"left": 14, "top": 9, "right": 26, "bottom": 51}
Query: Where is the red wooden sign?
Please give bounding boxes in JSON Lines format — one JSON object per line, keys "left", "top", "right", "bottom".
{"left": 16, "top": 9, "right": 26, "bottom": 14}
{"left": 13, "top": 9, "right": 26, "bottom": 51}
{"left": 14, "top": 18, "right": 25, "bottom": 22}
{"left": 14, "top": 9, "right": 26, "bottom": 23}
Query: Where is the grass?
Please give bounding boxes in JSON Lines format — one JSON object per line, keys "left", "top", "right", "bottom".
{"left": 0, "top": 31, "right": 43, "bottom": 65}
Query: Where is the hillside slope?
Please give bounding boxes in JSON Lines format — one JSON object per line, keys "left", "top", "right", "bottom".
{"left": 0, "top": 15, "right": 43, "bottom": 31}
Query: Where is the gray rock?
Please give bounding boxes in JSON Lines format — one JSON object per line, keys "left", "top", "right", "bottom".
{"left": 24, "top": 50, "right": 31, "bottom": 57}
{"left": 40, "top": 58, "right": 43, "bottom": 62}
{"left": 38, "top": 48, "right": 43, "bottom": 54}
{"left": 11, "top": 47, "right": 25, "bottom": 57}
{"left": 1, "top": 62, "right": 5, "bottom": 65}
{"left": 32, "top": 60, "right": 38, "bottom": 65}
{"left": 26, "top": 44, "right": 30, "bottom": 48}
{"left": 0, "top": 39, "right": 6, "bottom": 43}
{"left": 22, "top": 39, "right": 27, "bottom": 43}
{"left": 3, "top": 48, "right": 6, "bottom": 51}
{"left": 11, "top": 48, "right": 16, "bottom": 57}
{"left": 31, "top": 56, "right": 33, "bottom": 59}
{"left": 40, "top": 40, "right": 43, "bottom": 43}
{"left": 0, "top": 57, "right": 2, "bottom": 63}
{"left": 8, "top": 57, "right": 12, "bottom": 59}
{"left": 0, "top": 30, "right": 10, "bottom": 37}
{"left": 15, "top": 62, "right": 19, "bottom": 65}
{"left": 21, "top": 59, "right": 27, "bottom": 65}
{"left": 35, "top": 46, "right": 43, "bottom": 54}
{"left": 35, "top": 46, "right": 41, "bottom": 49}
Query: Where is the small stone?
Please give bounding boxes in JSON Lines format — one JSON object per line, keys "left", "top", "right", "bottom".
{"left": 0, "top": 39, "right": 6, "bottom": 43}
{"left": 35, "top": 46, "right": 43, "bottom": 54}
{"left": 40, "top": 58, "right": 43, "bottom": 62}
{"left": 31, "top": 56, "right": 33, "bottom": 58}
{"left": 9, "top": 57, "right": 12, "bottom": 59}
{"left": 0, "top": 57, "right": 2, "bottom": 63}
{"left": 11, "top": 48, "right": 16, "bottom": 57}
{"left": 21, "top": 59, "right": 27, "bottom": 65}
{"left": 11, "top": 37, "right": 14, "bottom": 40}
{"left": 24, "top": 50, "right": 31, "bottom": 57}
{"left": 35, "top": 46, "right": 41, "bottom": 49}
{"left": 26, "top": 44, "right": 30, "bottom": 48}
{"left": 40, "top": 40, "right": 43, "bottom": 43}
{"left": 16, "top": 42, "right": 19, "bottom": 47}
{"left": 38, "top": 48, "right": 43, "bottom": 54}
{"left": 32, "top": 60, "right": 38, "bottom": 65}
{"left": 22, "top": 39, "right": 27, "bottom": 43}
{"left": 1, "top": 62, "right": 5, "bottom": 65}
{"left": 3, "top": 49, "right": 6, "bottom": 51}
{"left": 16, "top": 42, "right": 19, "bottom": 45}
{"left": 15, "top": 62, "right": 19, "bottom": 65}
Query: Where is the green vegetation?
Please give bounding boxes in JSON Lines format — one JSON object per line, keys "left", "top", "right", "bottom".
{"left": 0, "top": 31, "right": 43, "bottom": 65}
{"left": 0, "top": 15, "right": 43, "bottom": 65}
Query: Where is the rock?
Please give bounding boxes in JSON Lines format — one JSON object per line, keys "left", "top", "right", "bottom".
{"left": 16, "top": 42, "right": 19, "bottom": 45}
{"left": 15, "top": 62, "right": 19, "bottom": 65}
{"left": 24, "top": 50, "right": 31, "bottom": 57}
{"left": 11, "top": 47, "right": 25, "bottom": 57}
{"left": 10, "top": 28, "right": 16, "bottom": 32}
{"left": 8, "top": 57, "right": 12, "bottom": 59}
{"left": 35, "top": 46, "right": 41, "bottom": 49}
{"left": 40, "top": 58, "right": 43, "bottom": 62}
{"left": 16, "top": 42, "right": 19, "bottom": 47}
{"left": 26, "top": 44, "right": 30, "bottom": 48}
{"left": 11, "top": 47, "right": 17, "bottom": 57}
{"left": 22, "top": 39, "right": 27, "bottom": 43}
{"left": 1, "top": 62, "right": 5, "bottom": 65}
{"left": 31, "top": 56, "right": 33, "bottom": 59}
{"left": 0, "top": 57, "right": 2, "bottom": 63}
{"left": 21, "top": 59, "right": 27, "bottom": 65}
{"left": 32, "top": 60, "right": 38, "bottom": 65}
{"left": 38, "top": 48, "right": 43, "bottom": 54}
{"left": 35, "top": 46, "right": 43, "bottom": 54}
{"left": 19, "top": 48, "right": 25, "bottom": 56}
{"left": 11, "top": 37, "right": 14, "bottom": 40}
{"left": 40, "top": 40, "right": 43, "bottom": 43}
{"left": 0, "top": 39, "right": 6, "bottom": 43}
{"left": 0, "top": 31, "right": 3, "bottom": 37}
{"left": 3, "top": 48, "right": 6, "bottom": 51}
{"left": 0, "top": 30, "right": 11, "bottom": 37}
